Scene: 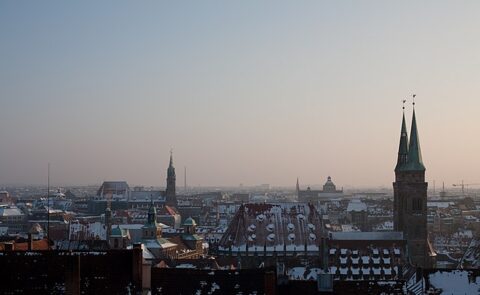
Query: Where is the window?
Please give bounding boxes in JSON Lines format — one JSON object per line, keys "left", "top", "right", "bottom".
{"left": 412, "top": 198, "right": 422, "bottom": 211}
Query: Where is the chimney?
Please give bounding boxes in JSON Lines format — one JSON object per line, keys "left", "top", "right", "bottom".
{"left": 28, "top": 233, "right": 33, "bottom": 251}
{"left": 65, "top": 255, "right": 80, "bottom": 295}
{"left": 4, "top": 242, "right": 14, "bottom": 251}
{"left": 132, "top": 243, "right": 143, "bottom": 289}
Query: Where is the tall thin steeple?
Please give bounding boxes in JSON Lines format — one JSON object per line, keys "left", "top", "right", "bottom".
{"left": 296, "top": 178, "right": 300, "bottom": 194}
{"left": 395, "top": 108, "right": 409, "bottom": 171}
{"left": 405, "top": 107, "right": 426, "bottom": 171}
{"left": 165, "top": 149, "right": 177, "bottom": 206}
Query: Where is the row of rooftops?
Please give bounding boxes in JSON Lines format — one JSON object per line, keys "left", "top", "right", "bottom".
{"left": 329, "top": 265, "right": 399, "bottom": 278}
{"left": 329, "top": 247, "right": 402, "bottom": 257}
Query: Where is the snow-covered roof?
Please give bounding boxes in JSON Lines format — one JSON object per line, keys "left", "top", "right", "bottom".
{"left": 176, "top": 263, "right": 196, "bottom": 269}
{"left": 142, "top": 238, "right": 177, "bottom": 249}
{"left": 218, "top": 202, "right": 323, "bottom": 252}
{"left": 69, "top": 221, "right": 106, "bottom": 240}
{"left": 427, "top": 201, "right": 454, "bottom": 208}
{"left": 347, "top": 200, "right": 367, "bottom": 212}
{"left": 331, "top": 231, "right": 403, "bottom": 241}
{"left": 0, "top": 206, "right": 24, "bottom": 217}
{"left": 428, "top": 270, "right": 480, "bottom": 294}
{"left": 130, "top": 190, "right": 164, "bottom": 200}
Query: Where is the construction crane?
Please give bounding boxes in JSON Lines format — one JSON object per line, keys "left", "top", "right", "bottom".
{"left": 452, "top": 181, "right": 480, "bottom": 195}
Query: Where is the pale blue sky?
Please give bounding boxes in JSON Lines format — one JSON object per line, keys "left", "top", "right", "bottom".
{"left": 1, "top": 1, "right": 479, "bottom": 187}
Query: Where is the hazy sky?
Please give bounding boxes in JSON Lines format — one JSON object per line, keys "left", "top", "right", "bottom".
{"left": 1, "top": 1, "right": 480, "bottom": 188}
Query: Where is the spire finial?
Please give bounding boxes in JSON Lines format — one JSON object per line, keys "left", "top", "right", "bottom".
{"left": 412, "top": 94, "right": 416, "bottom": 106}
{"left": 402, "top": 99, "right": 406, "bottom": 110}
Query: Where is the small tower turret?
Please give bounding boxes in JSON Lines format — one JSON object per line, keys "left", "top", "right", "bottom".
{"left": 142, "top": 199, "right": 161, "bottom": 239}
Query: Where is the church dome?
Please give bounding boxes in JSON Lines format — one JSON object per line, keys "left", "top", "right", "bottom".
{"left": 323, "top": 176, "right": 337, "bottom": 192}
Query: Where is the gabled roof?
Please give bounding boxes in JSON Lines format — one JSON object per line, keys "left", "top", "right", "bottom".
{"left": 97, "top": 181, "right": 129, "bottom": 196}
{"left": 346, "top": 200, "right": 367, "bottom": 212}
{"left": 218, "top": 203, "right": 323, "bottom": 251}
{"left": 142, "top": 238, "right": 177, "bottom": 249}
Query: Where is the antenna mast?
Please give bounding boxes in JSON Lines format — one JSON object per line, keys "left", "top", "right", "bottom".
{"left": 47, "top": 163, "right": 50, "bottom": 243}
{"left": 184, "top": 166, "right": 187, "bottom": 192}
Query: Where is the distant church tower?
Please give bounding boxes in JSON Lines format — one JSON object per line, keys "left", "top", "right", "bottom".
{"left": 393, "top": 105, "right": 429, "bottom": 267}
{"left": 296, "top": 178, "right": 300, "bottom": 196}
{"left": 165, "top": 151, "right": 177, "bottom": 206}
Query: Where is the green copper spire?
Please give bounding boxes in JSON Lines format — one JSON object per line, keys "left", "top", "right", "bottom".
{"left": 404, "top": 108, "right": 426, "bottom": 171}
{"left": 395, "top": 112, "right": 409, "bottom": 171}
{"left": 146, "top": 198, "right": 157, "bottom": 225}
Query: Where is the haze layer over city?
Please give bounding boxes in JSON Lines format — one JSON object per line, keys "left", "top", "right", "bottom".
{"left": 1, "top": 2, "right": 480, "bottom": 188}
{"left": 2, "top": 2, "right": 480, "bottom": 295}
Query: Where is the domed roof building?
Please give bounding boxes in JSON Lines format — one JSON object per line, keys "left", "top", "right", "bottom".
{"left": 297, "top": 176, "right": 344, "bottom": 202}
{"left": 322, "top": 176, "right": 337, "bottom": 193}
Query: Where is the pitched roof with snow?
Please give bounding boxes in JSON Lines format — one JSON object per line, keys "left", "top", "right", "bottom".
{"left": 346, "top": 200, "right": 367, "bottom": 212}
{"left": 218, "top": 203, "right": 323, "bottom": 252}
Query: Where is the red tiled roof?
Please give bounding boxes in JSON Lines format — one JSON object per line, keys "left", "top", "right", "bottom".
{"left": 0, "top": 239, "right": 50, "bottom": 251}
{"left": 164, "top": 205, "right": 178, "bottom": 216}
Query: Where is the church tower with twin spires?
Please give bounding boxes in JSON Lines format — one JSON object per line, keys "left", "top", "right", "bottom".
{"left": 393, "top": 101, "right": 431, "bottom": 268}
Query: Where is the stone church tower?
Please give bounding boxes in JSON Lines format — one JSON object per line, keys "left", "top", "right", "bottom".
{"left": 393, "top": 107, "right": 430, "bottom": 268}
{"left": 165, "top": 151, "right": 177, "bottom": 206}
